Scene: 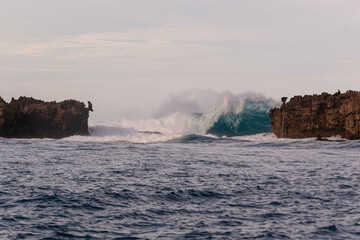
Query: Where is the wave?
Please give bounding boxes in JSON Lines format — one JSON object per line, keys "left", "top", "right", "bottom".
{"left": 65, "top": 91, "right": 279, "bottom": 143}
{"left": 206, "top": 100, "right": 273, "bottom": 137}
{"left": 168, "top": 134, "right": 217, "bottom": 143}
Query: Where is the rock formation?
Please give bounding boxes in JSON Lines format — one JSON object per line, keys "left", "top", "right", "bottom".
{"left": 0, "top": 96, "right": 90, "bottom": 139}
{"left": 269, "top": 91, "right": 360, "bottom": 139}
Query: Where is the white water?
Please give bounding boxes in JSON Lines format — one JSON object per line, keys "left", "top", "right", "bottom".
{"left": 65, "top": 91, "right": 279, "bottom": 143}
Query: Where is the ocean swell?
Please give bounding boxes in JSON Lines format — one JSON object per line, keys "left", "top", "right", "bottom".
{"left": 68, "top": 91, "right": 278, "bottom": 142}
{"left": 206, "top": 100, "right": 273, "bottom": 137}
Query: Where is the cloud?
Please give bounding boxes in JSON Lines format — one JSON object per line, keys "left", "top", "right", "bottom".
{"left": 0, "top": 66, "right": 70, "bottom": 72}
{"left": 2, "top": 22, "right": 279, "bottom": 52}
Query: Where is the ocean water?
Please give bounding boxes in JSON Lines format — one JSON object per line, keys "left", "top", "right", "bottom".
{"left": 1, "top": 93, "right": 360, "bottom": 239}
{"left": 1, "top": 135, "right": 360, "bottom": 239}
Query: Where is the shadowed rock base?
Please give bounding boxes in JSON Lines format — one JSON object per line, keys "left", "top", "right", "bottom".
{"left": 269, "top": 91, "right": 360, "bottom": 140}
{"left": 0, "top": 96, "right": 90, "bottom": 139}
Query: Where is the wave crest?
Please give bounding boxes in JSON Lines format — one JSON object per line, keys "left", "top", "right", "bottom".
{"left": 68, "top": 91, "right": 278, "bottom": 142}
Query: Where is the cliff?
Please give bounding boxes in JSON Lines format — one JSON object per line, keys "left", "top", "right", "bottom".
{"left": 269, "top": 91, "right": 360, "bottom": 140}
{"left": 0, "top": 97, "right": 91, "bottom": 139}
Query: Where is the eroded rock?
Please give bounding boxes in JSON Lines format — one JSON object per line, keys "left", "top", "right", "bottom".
{"left": 269, "top": 91, "right": 360, "bottom": 139}
{"left": 0, "top": 96, "right": 90, "bottom": 138}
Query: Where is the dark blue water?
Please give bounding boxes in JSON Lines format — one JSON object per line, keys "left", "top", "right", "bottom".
{"left": 1, "top": 137, "right": 360, "bottom": 239}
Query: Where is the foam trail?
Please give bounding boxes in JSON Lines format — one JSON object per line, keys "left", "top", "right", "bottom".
{"left": 66, "top": 125, "right": 184, "bottom": 143}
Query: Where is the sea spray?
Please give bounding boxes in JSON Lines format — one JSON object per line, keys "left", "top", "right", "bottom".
{"left": 80, "top": 91, "right": 280, "bottom": 142}
{"left": 207, "top": 101, "right": 274, "bottom": 137}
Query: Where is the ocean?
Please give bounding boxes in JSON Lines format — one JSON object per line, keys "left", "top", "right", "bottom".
{"left": 1, "top": 93, "right": 360, "bottom": 239}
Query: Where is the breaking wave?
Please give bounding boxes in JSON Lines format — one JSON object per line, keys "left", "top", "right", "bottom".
{"left": 66, "top": 91, "right": 279, "bottom": 143}
{"left": 206, "top": 100, "right": 273, "bottom": 137}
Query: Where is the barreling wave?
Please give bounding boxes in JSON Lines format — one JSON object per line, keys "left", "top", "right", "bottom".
{"left": 66, "top": 91, "right": 278, "bottom": 143}
{"left": 206, "top": 100, "right": 273, "bottom": 137}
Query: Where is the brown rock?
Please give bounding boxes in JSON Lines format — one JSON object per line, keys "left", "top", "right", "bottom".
{"left": 0, "top": 96, "right": 90, "bottom": 139}
{"left": 269, "top": 91, "right": 360, "bottom": 139}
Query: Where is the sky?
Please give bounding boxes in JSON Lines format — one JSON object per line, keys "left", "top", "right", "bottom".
{"left": 1, "top": 0, "right": 360, "bottom": 121}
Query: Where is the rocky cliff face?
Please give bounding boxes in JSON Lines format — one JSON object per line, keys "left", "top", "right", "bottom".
{"left": 269, "top": 91, "right": 360, "bottom": 139}
{"left": 0, "top": 97, "right": 90, "bottom": 139}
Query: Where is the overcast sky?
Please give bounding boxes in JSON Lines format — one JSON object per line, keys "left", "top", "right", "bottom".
{"left": 1, "top": 0, "right": 360, "bottom": 121}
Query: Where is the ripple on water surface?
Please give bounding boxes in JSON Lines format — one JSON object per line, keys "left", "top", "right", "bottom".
{"left": 0, "top": 138, "right": 360, "bottom": 239}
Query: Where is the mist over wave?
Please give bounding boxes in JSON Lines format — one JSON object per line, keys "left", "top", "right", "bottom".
{"left": 69, "top": 91, "right": 279, "bottom": 143}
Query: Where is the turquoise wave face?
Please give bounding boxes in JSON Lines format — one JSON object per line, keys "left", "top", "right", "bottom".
{"left": 206, "top": 101, "right": 273, "bottom": 137}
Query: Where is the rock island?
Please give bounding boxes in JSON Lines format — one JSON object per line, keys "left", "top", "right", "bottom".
{"left": 0, "top": 96, "right": 91, "bottom": 139}
{"left": 269, "top": 90, "right": 360, "bottom": 140}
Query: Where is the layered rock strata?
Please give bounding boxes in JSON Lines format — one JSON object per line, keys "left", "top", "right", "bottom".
{"left": 0, "top": 97, "right": 90, "bottom": 138}
{"left": 269, "top": 91, "right": 360, "bottom": 139}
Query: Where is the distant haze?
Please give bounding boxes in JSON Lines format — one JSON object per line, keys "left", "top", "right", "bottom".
{"left": 1, "top": 0, "right": 360, "bottom": 121}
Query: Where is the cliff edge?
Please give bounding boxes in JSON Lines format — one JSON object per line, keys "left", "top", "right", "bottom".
{"left": 269, "top": 91, "right": 360, "bottom": 139}
{"left": 0, "top": 97, "right": 90, "bottom": 139}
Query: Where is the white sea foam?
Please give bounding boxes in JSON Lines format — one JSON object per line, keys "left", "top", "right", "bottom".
{"left": 65, "top": 91, "right": 278, "bottom": 143}
{"left": 231, "top": 133, "right": 278, "bottom": 141}
{"left": 327, "top": 135, "right": 348, "bottom": 141}
{"left": 64, "top": 132, "right": 183, "bottom": 143}
{"left": 232, "top": 133, "right": 316, "bottom": 142}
